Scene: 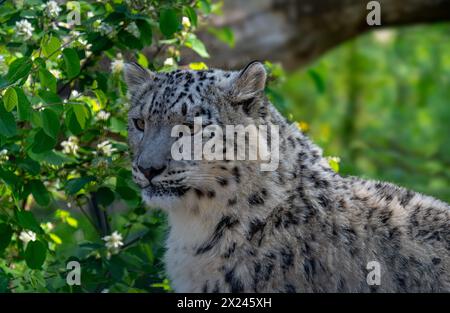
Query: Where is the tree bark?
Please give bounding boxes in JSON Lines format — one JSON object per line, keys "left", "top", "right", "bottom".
{"left": 180, "top": 0, "right": 450, "bottom": 70}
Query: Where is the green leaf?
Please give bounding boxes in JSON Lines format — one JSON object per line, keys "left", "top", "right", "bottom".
{"left": 34, "top": 57, "right": 46, "bottom": 68}
{"left": 6, "top": 57, "right": 32, "bottom": 84}
{"left": 96, "top": 186, "right": 115, "bottom": 207}
{"left": 31, "top": 129, "right": 56, "bottom": 154}
{"left": 118, "top": 253, "right": 145, "bottom": 271}
{"left": 66, "top": 176, "right": 95, "bottom": 195}
{"left": 136, "top": 19, "right": 152, "bottom": 46}
{"left": 265, "top": 86, "right": 288, "bottom": 113}
{"left": 108, "top": 255, "right": 125, "bottom": 280}
{"left": 15, "top": 88, "right": 32, "bottom": 121}
{"left": 116, "top": 177, "right": 138, "bottom": 201}
{"left": 185, "top": 34, "right": 209, "bottom": 58}
{"left": 30, "top": 110, "right": 42, "bottom": 128}
{"left": 49, "top": 233, "right": 62, "bottom": 245}
{"left": 159, "top": 8, "right": 180, "bottom": 38}
{"left": 25, "top": 240, "right": 47, "bottom": 270}
{"left": 0, "top": 76, "right": 8, "bottom": 89}
{"left": 94, "top": 89, "right": 107, "bottom": 107}
{"left": 327, "top": 157, "right": 340, "bottom": 173}
{"left": 198, "top": 0, "right": 212, "bottom": 14}
{"left": 307, "top": 69, "right": 325, "bottom": 94}
{"left": 136, "top": 53, "right": 149, "bottom": 68}
{"left": 87, "top": 34, "right": 114, "bottom": 54}
{"left": 0, "top": 223, "right": 13, "bottom": 253}
{"left": 208, "top": 27, "right": 234, "bottom": 47}
{"left": 3, "top": 87, "right": 18, "bottom": 112}
{"left": 62, "top": 48, "right": 80, "bottom": 79}
{"left": 17, "top": 158, "right": 40, "bottom": 176}
{"left": 110, "top": 117, "right": 126, "bottom": 133}
{"left": 0, "top": 104, "right": 16, "bottom": 137}
{"left": 118, "top": 30, "right": 143, "bottom": 50}
{"left": 30, "top": 179, "right": 51, "bottom": 207}
{"left": 38, "top": 90, "right": 62, "bottom": 106}
{"left": 28, "top": 150, "right": 75, "bottom": 167}
{"left": 66, "top": 108, "right": 83, "bottom": 135}
{"left": 40, "top": 108, "right": 60, "bottom": 139}
{"left": 0, "top": 268, "right": 10, "bottom": 293}
{"left": 72, "top": 104, "right": 88, "bottom": 129}
{"left": 42, "top": 35, "right": 61, "bottom": 60}
{"left": 38, "top": 68, "right": 57, "bottom": 93}
{"left": 15, "top": 210, "right": 42, "bottom": 233}
{"left": 184, "top": 7, "right": 197, "bottom": 27}
{"left": 0, "top": 168, "right": 19, "bottom": 189}
{"left": 104, "top": 11, "right": 126, "bottom": 23}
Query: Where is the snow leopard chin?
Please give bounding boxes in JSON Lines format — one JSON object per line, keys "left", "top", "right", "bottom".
{"left": 141, "top": 188, "right": 185, "bottom": 211}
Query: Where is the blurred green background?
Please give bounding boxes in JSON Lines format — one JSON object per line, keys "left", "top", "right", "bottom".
{"left": 273, "top": 24, "right": 450, "bottom": 203}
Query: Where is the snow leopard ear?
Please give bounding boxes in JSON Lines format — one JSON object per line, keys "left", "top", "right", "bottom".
{"left": 232, "top": 61, "right": 266, "bottom": 101}
{"left": 123, "top": 62, "right": 155, "bottom": 93}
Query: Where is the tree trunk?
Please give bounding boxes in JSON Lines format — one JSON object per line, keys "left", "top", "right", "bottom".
{"left": 180, "top": 0, "right": 450, "bottom": 70}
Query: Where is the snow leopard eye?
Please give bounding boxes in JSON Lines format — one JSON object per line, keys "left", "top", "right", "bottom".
{"left": 133, "top": 118, "right": 145, "bottom": 132}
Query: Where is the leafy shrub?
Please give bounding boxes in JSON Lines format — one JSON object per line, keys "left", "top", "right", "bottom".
{"left": 0, "top": 0, "right": 224, "bottom": 292}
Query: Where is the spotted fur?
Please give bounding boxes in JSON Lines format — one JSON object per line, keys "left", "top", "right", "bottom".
{"left": 124, "top": 62, "right": 450, "bottom": 292}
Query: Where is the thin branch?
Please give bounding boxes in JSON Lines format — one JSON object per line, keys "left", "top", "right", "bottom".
{"left": 75, "top": 199, "right": 100, "bottom": 236}
{"left": 88, "top": 192, "right": 111, "bottom": 237}
{"left": 122, "top": 230, "right": 149, "bottom": 249}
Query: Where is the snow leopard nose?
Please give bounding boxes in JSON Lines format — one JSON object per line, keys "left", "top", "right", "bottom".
{"left": 138, "top": 165, "right": 166, "bottom": 183}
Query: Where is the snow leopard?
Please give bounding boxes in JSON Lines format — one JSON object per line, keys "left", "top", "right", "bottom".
{"left": 124, "top": 61, "right": 450, "bottom": 292}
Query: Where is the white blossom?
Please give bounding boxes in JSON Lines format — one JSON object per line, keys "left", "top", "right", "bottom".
{"left": 97, "top": 110, "right": 111, "bottom": 121}
{"left": 56, "top": 21, "right": 71, "bottom": 29}
{"left": 68, "top": 30, "right": 91, "bottom": 48}
{"left": 0, "top": 149, "right": 8, "bottom": 163}
{"left": 110, "top": 54, "right": 124, "bottom": 74}
{"left": 125, "top": 22, "right": 140, "bottom": 38}
{"left": 97, "top": 21, "right": 114, "bottom": 36}
{"left": 44, "top": 1, "right": 62, "bottom": 18}
{"left": 32, "top": 102, "right": 45, "bottom": 112}
{"left": 70, "top": 90, "right": 80, "bottom": 98}
{"left": 164, "top": 57, "right": 175, "bottom": 67}
{"left": 44, "top": 222, "right": 55, "bottom": 231}
{"left": 102, "top": 231, "right": 124, "bottom": 254}
{"left": 49, "top": 69, "right": 61, "bottom": 79}
{"left": 61, "top": 136, "right": 80, "bottom": 156}
{"left": 15, "top": 19, "right": 34, "bottom": 40}
{"left": 78, "top": 38, "right": 90, "bottom": 48}
{"left": 182, "top": 16, "right": 191, "bottom": 29}
{"left": 70, "top": 30, "right": 81, "bottom": 38}
{"left": 96, "top": 140, "right": 117, "bottom": 157}
{"left": 19, "top": 230, "right": 37, "bottom": 245}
